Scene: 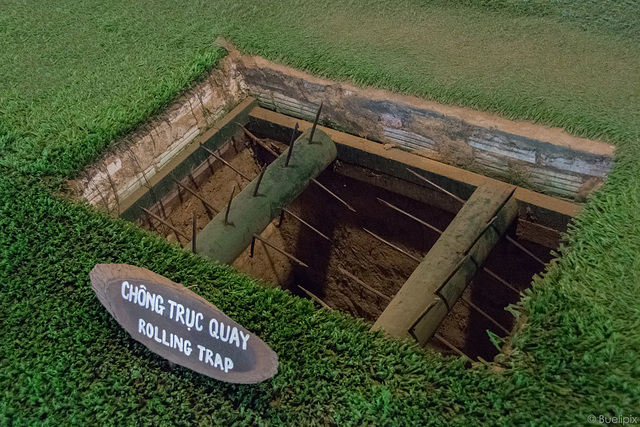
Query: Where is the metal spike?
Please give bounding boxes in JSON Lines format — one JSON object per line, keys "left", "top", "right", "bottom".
{"left": 253, "top": 234, "right": 309, "bottom": 268}
{"left": 250, "top": 236, "right": 256, "bottom": 258}
{"left": 338, "top": 267, "right": 391, "bottom": 301}
{"left": 253, "top": 165, "right": 267, "bottom": 197}
{"left": 140, "top": 207, "right": 189, "bottom": 241}
{"left": 433, "top": 333, "right": 471, "bottom": 360}
{"left": 285, "top": 123, "right": 299, "bottom": 167}
{"left": 363, "top": 228, "right": 421, "bottom": 263}
{"left": 311, "top": 178, "right": 356, "bottom": 212}
{"left": 461, "top": 295, "right": 510, "bottom": 335}
{"left": 298, "top": 285, "right": 331, "bottom": 309}
{"left": 407, "top": 168, "right": 466, "bottom": 204}
{"left": 224, "top": 186, "right": 236, "bottom": 226}
{"left": 170, "top": 176, "right": 219, "bottom": 214}
{"left": 307, "top": 102, "right": 323, "bottom": 144}
{"left": 282, "top": 208, "right": 332, "bottom": 241}
{"left": 200, "top": 143, "right": 252, "bottom": 181}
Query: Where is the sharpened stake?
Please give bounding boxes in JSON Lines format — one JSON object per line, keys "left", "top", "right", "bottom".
{"left": 311, "top": 178, "right": 356, "bottom": 212}
{"left": 363, "top": 228, "right": 421, "bottom": 263}
{"left": 192, "top": 211, "right": 197, "bottom": 254}
{"left": 200, "top": 143, "right": 252, "bottom": 181}
{"left": 140, "top": 207, "right": 189, "bottom": 241}
{"left": 461, "top": 295, "right": 510, "bottom": 335}
{"left": 298, "top": 285, "right": 331, "bottom": 309}
{"left": 253, "top": 165, "right": 266, "bottom": 197}
{"left": 285, "top": 123, "right": 299, "bottom": 167}
{"left": 224, "top": 186, "right": 236, "bottom": 226}
{"left": 282, "top": 208, "right": 332, "bottom": 241}
{"left": 338, "top": 267, "right": 391, "bottom": 301}
{"left": 170, "top": 176, "right": 219, "bottom": 214}
{"left": 407, "top": 168, "right": 465, "bottom": 204}
{"left": 253, "top": 234, "right": 309, "bottom": 268}
{"left": 307, "top": 102, "right": 323, "bottom": 144}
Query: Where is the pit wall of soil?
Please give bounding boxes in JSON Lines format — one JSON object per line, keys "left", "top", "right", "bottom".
{"left": 239, "top": 54, "right": 613, "bottom": 200}
{"left": 72, "top": 43, "right": 615, "bottom": 211}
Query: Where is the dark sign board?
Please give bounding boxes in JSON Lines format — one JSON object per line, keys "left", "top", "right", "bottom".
{"left": 90, "top": 264, "right": 278, "bottom": 384}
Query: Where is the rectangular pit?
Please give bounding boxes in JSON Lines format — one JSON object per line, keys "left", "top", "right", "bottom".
{"left": 114, "top": 105, "right": 569, "bottom": 362}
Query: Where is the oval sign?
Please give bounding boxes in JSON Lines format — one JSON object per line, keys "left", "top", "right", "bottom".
{"left": 90, "top": 264, "right": 278, "bottom": 383}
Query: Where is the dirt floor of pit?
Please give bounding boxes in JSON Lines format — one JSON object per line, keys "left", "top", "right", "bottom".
{"left": 145, "top": 137, "right": 556, "bottom": 361}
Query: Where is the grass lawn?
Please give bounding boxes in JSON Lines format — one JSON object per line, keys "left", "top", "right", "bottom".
{"left": 1, "top": 0, "right": 639, "bottom": 424}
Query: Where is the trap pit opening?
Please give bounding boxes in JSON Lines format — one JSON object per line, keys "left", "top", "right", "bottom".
{"left": 136, "top": 128, "right": 557, "bottom": 362}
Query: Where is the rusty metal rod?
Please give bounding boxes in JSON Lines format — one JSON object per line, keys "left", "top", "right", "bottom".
{"left": 377, "top": 196, "right": 520, "bottom": 297}
{"left": 338, "top": 267, "right": 391, "bottom": 302}
{"left": 363, "top": 228, "right": 421, "bottom": 263}
{"left": 311, "top": 178, "right": 356, "bottom": 213}
{"left": 140, "top": 207, "right": 189, "bottom": 241}
{"left": 298, "top": 285, "right": 331, "bottom": 309}
{"left": 253, "top": 234, "right": 309, "bottom": 268}
{"left": 250, "top": 236, "right": 256, "bottom": 258}
{"left": 461, "top": 295, "right": 510, "bottom": 335}
{"left": 407, "top": 168, "right": 541, "bottom": 267}
{"left": 481, "top": 266, "right": 521, "bottom": 295}
{"left": 377, "top": 198, "right": 443, "bottom": 234}
{"left": 253, "top": 165, "right": 266, "bottom": 197}
{"left": 506, "top": 235, "right": 546, "bottom": 267}
{"left": 282, "top": 208, "right": 332, "bottom": 241}
{"left": 169, "top": 176, "right": 219, "bottom": 214}
{"left": 224, "top": 186, "right": 235, "bottom": 226}
{"left": 433, "top": 333, "right": 470, "bottom": 360}
{"left": 237, "top": 123, "right": 280, "bottom": 157}
{"left": 169, "top": 219, "right": 183, "bottom": 246}
{"left": 192, "top": 211, "right": 197, "bottom": 254}
{"left": 285, "top": 123, "right": 299, "bottom": 167}
{"left": 187, "top": 172, "right": 200, "bottom": 191}
{"left": 199, "top": 143, "right": 252, "bottom": 181}
{"left": 307, "top": 103, "right": 323, "bottom": 145}
{"left": 407, "top": 168, "right": 466, "bottom": 204}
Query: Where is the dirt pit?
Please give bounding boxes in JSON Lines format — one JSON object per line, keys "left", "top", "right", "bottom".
{"left": 140, "top": 134, "right": 555, "bottom": 362}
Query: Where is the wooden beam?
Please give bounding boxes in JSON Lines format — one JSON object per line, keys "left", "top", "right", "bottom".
{"left": 372, "top": 184, "right": 518, "bottom": 345}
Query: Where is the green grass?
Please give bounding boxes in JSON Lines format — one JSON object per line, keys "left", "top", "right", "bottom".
{"left": 1, "top": 0, "right": 639, "bottom": 177}
{"left": 425, "top": 0, "right": 640, "bottom": 40}
{"left": 1, "top": 0, "right": 640, "bottom": 424}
